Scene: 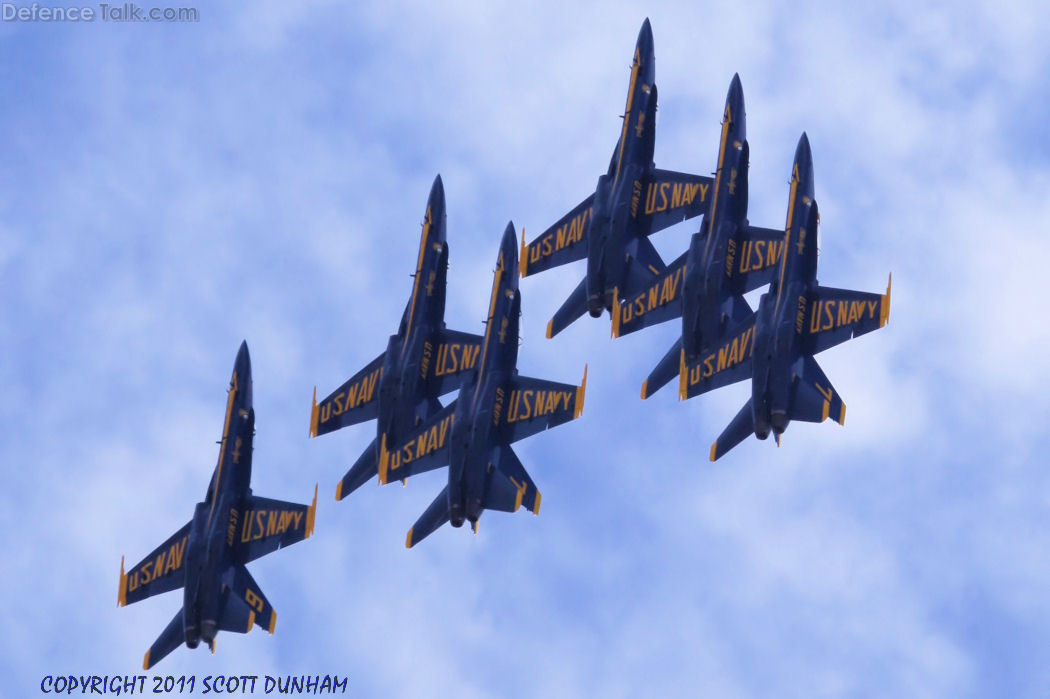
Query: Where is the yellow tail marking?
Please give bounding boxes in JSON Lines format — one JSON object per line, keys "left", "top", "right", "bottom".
{"left": 519, "top": 230, "right": 527, "bottom": 277}
{"left": 821, "top": 400, "right": 830, "bottom": 422}
{"left": 306, "top": 484, "right": 318, "bottom": 537}
{"left": 211, "top": 640, "right": 216, "bottom": 655}
{"left": 335, "top": 479, "right": 343, "bottom": 501}
{"left": 472, "top": 520, "right": 479, "bottom": 535}
{"left": 405, "top": 528, "right": 414, "bottom": 549}
{"left": 142, "top": 650, "right": 150, "bottom": 671}
{"left": 533, "top": 490, "right": 542, "bottom": 515}
{"left": 309, "top": 387, "right": 319, "bottom": 438}
{"left": 118, "top": 556, "right": 127, "bottom": 607}
{"left": 838, "top": 403, "right": 847, "bottom": 425}
{"left": 610, "top": 287, "right": 621, "bottom": 338}
{"left": 640, "top": 379, "right": 649, "bottom": 400}
{"left": 678, "top": 349, "right": 687, "bottom": 401}
{"left": 709, "top": 443, "right": 717, "bottom": 462}
{"left": 880, "top": 273, "right": 892, "bottom": 327}
{"left": 247, "top": 611, "right": 256, "bottom": 632}
{"left": 546, "top": 318, "right": 554, "bottom": 339}
{"left": 574, "top": 365, "right": 588, "bottom": 418}
{"left": 268, "top": 611, "right": 277, "bottom": 634}
{"left": 378, "top": 434, "right": 389, "bottom": 485}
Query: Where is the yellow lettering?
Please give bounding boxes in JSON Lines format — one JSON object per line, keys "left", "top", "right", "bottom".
{"left": 658, "top": 182, "right": 669, "bottom": 211}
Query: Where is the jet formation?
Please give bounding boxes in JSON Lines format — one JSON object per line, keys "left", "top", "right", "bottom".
{"left": 311, "top": 184, "right": 585, "bottom": 547}
{"left": 118, "top": 342, "right": 317, "bottom": 669}
{"left": 116, "top": 16, "right": 892, "bottom": 668}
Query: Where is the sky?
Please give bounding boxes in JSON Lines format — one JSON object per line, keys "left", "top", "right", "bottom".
{"left": 3, "top": 1, "right": 1050, "bottom": 696}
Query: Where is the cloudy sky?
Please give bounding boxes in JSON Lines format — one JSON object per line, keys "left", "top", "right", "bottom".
{"left": 3, "top": 1, "right": 1049, "bottom": 696}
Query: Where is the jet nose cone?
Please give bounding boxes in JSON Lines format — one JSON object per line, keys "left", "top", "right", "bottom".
{"left": 636, "top": 18, "right": 654, "bottom": 59}
{"left": 794, "top": 132, "right": 815, "bottom": 197}
{"left": 235, "top": 341, "right": 251, "bottom": 372}
{"left": 727, "top": 73, "right": 744, "bottom": 108}
{"left": 429, "top": 174, "right": 445, "bottom": 204}
{"left": 725, "top": 73, "right": 745, "bottom": 134}
{"left": 499, "top": 221, "right": 518, "bottom": 274}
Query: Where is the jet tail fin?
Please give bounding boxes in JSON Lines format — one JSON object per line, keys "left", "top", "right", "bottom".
{"left": 546, "top": 277, "right": 589, "bottom": 339}
{"left": 143, "top": 609, "right": 184, "bottom": 671}
{"left": 336, "top": 437, "right": 378, "bottom": 501}
{"left": 219, "top": 565, "right": 277, "bottom": 635}
{"left": 406, "top": 485, "right": 451, "bottom": 548}
{"left": 641, "top": 337, "right": 682, "bottom": 400}
{"left": 710, "top": 399, "right": 755, "bottom": 461}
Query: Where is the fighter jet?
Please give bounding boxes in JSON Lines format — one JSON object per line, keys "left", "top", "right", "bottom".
{"left": 520, "top": 18, "right": 714, "bottom": 338}
{"left": 118, "top": 342, "right": 317, "bottom": 669}
{"left": 377, "top": 223, "right": 587, "bottom": 547}
{"left": 679, "top": 134, "right": 891, "bottom": 460}
{"left": 309, "top": 175, "right": 483, "bottom": 501}
{"left": 610, "top": 74, "right": 785, "bottom": 399}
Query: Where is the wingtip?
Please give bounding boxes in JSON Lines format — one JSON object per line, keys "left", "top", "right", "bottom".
{"left": 269, "top": 611, "right": 277, "bottom": 634}
{"left": 334, "top": 479, "right": 343, "bottom": 501}
{"left": 533, "top": 491, "right": 542, "bottom": 515}
{"left": 405, "top": 528, "right": 415, "bottom": 549}
{"left": 610, "top": 287, "right": 621, "bottom": 338}
{"left": 519, "top": 232, "right": 527, "bottom": 277}
{"left": 306, "top": 484, "right": 318, "bottom": 537}
{"left": 880, "top": 273, "right": 892, "bottom": 327}
{"left": 118, "top": 555, "right": 127, "bottom": 607}
{"left": 677, "top": 349, "right": 687, "bottom": 401}
{"left": 247, "top": 610, "right": 256, "bottom": 633}
{"left": 838, "top": 402, "right": 847, "bottom": 425}
{"left": 545, "top": 318, "right": 553, "bottom": 340}
{"left": 142, "top": 650, "right": 150, "bottom": 671}
{"left": 378, "top": 434, "right": 389, "bottom": 485}
{"left": 309, "top": 386, "right": 319, "bottom": 438}
{"left": 574, "top": 365, "right": 588, "bottom": 418}
{"left": 709, "top": 443, "right": 717, "bottom": 462}
{"left": 640, "top": 379, "right": 649, "bottom": 400}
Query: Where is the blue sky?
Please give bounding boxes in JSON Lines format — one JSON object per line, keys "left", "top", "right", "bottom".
{"left": 3, "top": 1, "right": 1049, "bottom": 696}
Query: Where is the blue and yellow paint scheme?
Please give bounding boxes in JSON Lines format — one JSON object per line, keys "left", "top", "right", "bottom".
{"left": 376, "top": 223, "right": 586, "bottom": 547}
{"left": 118, "top": 342, "right": 316, "bottom": 669}
{"left": 676, "top": 134, "right": 891, "bottom": 460}
{"left": 308, "top": 175, "right": 483, "bottom": 502}
{"left": 610, "top": 75, "right": 784, "bottom": 399}
{"left": 519, "top": 18, "right": 714, "bottom": 338}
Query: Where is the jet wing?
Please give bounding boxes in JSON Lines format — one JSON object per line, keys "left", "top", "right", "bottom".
{"left": 730, "top": 225, "right": 785, "bottom": 293}
{"left": 378, "top": 400, "right": 456, "bottom": 485}
{"left": 233, "top": 488, "right": 316, "bottom": 565}
{"left": 679, "top": 315, "right": 756, "bottom": 400}
{"left": 424, "top": 328, "right": 484, "bottom": 397}
{"left": 497, "top": 368, "right": 587, "bottom": 444}
{"left": 802, "top": 275, "right": 891, "bottom": 356}
{"left": 520, "top": 194, "right": 594, "bottom": 277}
{"left": 218, "top": 565, "right": 277, "bottom": 635}
{"left": 613, "top": 250, "right": 687, "bottom": 338}
{"left": 644, "top": 169, "right": 714, "bottom": 235}
{"left": 118, "top": 520, "right": 192, "bottom": 607}
{"left": 309, "top": 351, "right": 385, "bottom": 438}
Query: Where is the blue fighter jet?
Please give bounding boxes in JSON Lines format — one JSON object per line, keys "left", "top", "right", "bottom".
{"left": 520, "top": 18, "right": 714, "bottom": 338}
{"left": 377, "top": 223, "right": 587, "bottom": 547}
{"left": 118, "top": 342, "right": 317, "bottom": 669}
{"left": 678, "top": 134, "right": 891, "bottom": 460}
{"left": 611, "top": 74, "right": 785, "bottom": 399}
{"left": 309, "top": 175, "right": 483, "bottom": 500}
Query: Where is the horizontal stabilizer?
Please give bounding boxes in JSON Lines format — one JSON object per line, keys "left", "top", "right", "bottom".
{"left": 119, "top": 520, "right": 192, "bottom": 607}
{"left": 406, "top": 485, "right": 451, "bottom": 548}
{"left": 613, "top": 250, "right": 687, "bottom": 338}
{"left": 485, "top": 445, "right": 541, "bottom": 515}
{"left": 546, "top": 276, "right": 590, "bottom": 339}
{"left": 336, "top": 437, "right": 378, "bottom": 501}
{"left": 790, "top": 355, "right": 846, "bottom": 425}
{"left": 220, "top": 565, "right": 277, "bottom": 635}
{"left": 310, "top": 351, "right": 385, "bottom": 437}
{"left": 710, "top": 399, "right": 756, "bottom": 461}
{"left": 641, "top": 337, "right": 682, "bottom": 400}
{"left": 234, "top": 487, "right": 316, "bottom": 565}
{"left": 379, "top": 401, "right": 457, "bottom": 485}
{"left": 521, "top": 194, "right": 593, "bottom": 278}
{"left": 499, "top": 367, "right": 587, "bottom": 444}
{"left": 143, "top": 609, "right": 184, "bottom": 671}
